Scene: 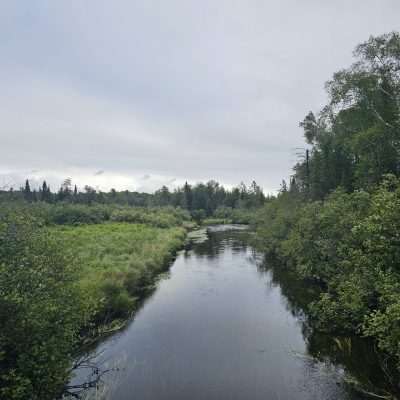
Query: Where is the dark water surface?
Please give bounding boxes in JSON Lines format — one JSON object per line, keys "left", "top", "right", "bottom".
{"left": 76, "top": 225, "right": 384, "bottom": 400}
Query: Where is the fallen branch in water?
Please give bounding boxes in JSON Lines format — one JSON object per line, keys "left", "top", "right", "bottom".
{"left": 63, "top": 350, "right": 119, "bottom": 399}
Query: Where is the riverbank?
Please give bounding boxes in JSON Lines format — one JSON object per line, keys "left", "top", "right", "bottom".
{"left": 70, "top": 224, "right": 381, "bottom": 400}
{"left": 55, "top": 223, "right": 187, "bottom": 333}
{"left": 198, "top": 207, "right": 256, "bottom": 226}
{"left": 0, "top": 208, "right": 189, "bottom": 400}
{"left": 253, "top": 181, "right": 400, "bottom": 399}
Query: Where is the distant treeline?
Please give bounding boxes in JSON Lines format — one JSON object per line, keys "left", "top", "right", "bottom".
{"left": 255, "top": 31, "right": 400, "bottom": 395}
{"left": 1, "top": 179, "right": 266, "bottom": 217}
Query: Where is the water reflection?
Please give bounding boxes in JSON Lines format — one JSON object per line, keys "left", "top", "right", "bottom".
{"left": 263, "top": 256, "right": 398, "bottom": 398}
{"left": 72, "top": 225, "right": 395, "bottom": 400}
{"left": 185, "top": 225, "right": 250, "bottom": 259}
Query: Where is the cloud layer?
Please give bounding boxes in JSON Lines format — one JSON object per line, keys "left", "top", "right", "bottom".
{"left": 1, "top": 1, "right": 399, "bottom": 193}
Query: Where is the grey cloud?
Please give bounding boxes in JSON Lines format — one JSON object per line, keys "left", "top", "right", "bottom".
{"left": 1, "top": 1, "right": 399, "bottom": 193}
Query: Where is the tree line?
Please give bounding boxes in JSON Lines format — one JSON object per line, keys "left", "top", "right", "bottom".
{"left": 1, "top": 178, "right": 266, "bottom": 216}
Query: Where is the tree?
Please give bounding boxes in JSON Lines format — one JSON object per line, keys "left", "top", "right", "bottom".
{"left": 293, "top": 32, "right": 400, "bottom": 198}
{"left": 182, "top": 182, "right": 193, "bottom": 210}
{"left": 41, "top": 181, "right": 51, "bottom": 202}
{"left": 83, "top": 185, "right": 96, "bottom": 205}
{"left": 154, "top": 186, "right": 171, "bottom": 206}
{"left": 23, "top": 179, "right": 32, "bottom": 202}
{"left": 0, "top": 212, "right": 85, "bottom": 399}
{"left": 300, "top": 111, "right": 319, "bottom": 145}
{"left": 254, "top": 33, "right": 400, "bottom": 390}
{"left": 57, "top": 178, "right": 73, "bottom": 202}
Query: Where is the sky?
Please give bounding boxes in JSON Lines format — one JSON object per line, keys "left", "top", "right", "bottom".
{"left": 1, "top": 1, "right": 400, "bottom": 194}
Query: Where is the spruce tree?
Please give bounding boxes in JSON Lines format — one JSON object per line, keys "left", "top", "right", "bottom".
{"left": 24, "top": 179, "right": 32, "bottom": 202}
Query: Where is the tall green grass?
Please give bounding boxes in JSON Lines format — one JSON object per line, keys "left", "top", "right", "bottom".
{"left": 54, "top": 223, "right": 186, "bottom": 325}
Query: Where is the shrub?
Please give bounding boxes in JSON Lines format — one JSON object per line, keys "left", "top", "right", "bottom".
{"left": 0, "top": 212, "right": 85, "bottom": 400}
{"left": 255, "top": 176, "right": 400, "bottom": 369}
{"left": 49, "top": 204, "right": 110, "bottom": 225}
{"left": 110, "top": 207, "right": 189, "bottom": 228}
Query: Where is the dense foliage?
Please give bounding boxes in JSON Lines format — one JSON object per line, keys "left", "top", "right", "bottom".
{"left": 0, "top": 202, "right": 192, "bottom": 228}
{"left": 255, "top": 32, "right": 400, "bottom": 388}
{"left": 291, "top": 32, "right": 400, "bottom": 197}
{"left": 0, "top": 212, "right": 85, "bottom": 400}
{"left": 0, "top": 204, "right": 188, "bottom": 399}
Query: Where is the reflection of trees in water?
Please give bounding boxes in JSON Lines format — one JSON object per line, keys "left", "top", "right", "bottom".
{"left": 262, "top": 255, "right": 315, "bottom": 320}
{"left": 186, "top": 229, "right": 250, "bottom": 259}
{"left": 184, "top": 230, "right": 399, "bottom": 397}
{"left": 262, "top": 257, "right": 399, "bottom": 398}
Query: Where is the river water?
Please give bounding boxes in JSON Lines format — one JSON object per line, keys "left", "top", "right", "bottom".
{"left": 75, "top": 225, "right": 385, "bottom": 400}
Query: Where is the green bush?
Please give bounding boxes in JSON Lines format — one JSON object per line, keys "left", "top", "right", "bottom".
{"left": 255, "top": 176, "right": 400, "bottom": 369}
{"left": 204, "top": 206, "right": 257, "bottom": 225}
{"left": 254, "top": 192, "right": 303, "bottom": 255}
{"left": 0, "top": 202, "right": 191, "bottom": 228}
{"left": 0, "top": 212, "right": 85, "bottom": 400}
{"left": 50, "top": 203, "right": 110, "bottom": 225}
{"left": 110, "top": 206, "right": 190, "bottom": 228}
{"left": 99, "top": 280, "right": 135, "bottom": 320}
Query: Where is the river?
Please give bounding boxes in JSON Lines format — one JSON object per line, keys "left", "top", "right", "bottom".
{"left": 73, "top": 225, "right": 386, "bottom": 400}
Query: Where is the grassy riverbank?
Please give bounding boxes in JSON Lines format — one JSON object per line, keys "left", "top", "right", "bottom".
{"left": 0, "top": 206, "right": 188, "bottom": 400}
{"left": 56, "top": 223, "right": 186, "bottom": 325}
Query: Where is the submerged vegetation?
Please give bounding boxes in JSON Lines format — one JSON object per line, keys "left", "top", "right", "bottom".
{"left": 255, "top": 32, "right": 400, "bottom": 396}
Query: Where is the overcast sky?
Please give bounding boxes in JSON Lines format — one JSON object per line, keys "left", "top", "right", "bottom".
{"left": 1, "top": 1, "right": 400, "bottom": 193}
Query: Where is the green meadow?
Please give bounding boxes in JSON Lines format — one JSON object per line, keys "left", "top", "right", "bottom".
{"left": 55, "top": 223, "right": 186, "bottom": 325}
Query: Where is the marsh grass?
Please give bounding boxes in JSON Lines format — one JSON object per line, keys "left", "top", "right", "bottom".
{"left": 54, "top": 223, "right": 186, "bottom": 326}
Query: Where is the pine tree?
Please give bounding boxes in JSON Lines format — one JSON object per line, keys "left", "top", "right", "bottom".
{"left": 24, "top": 179, "right": 32, "bottom": 202}
{"left": 182, "top": 182, "right": 192, "bottom": 210}
{"left": 41, "top": 181, "right": 49, "bottom": 202}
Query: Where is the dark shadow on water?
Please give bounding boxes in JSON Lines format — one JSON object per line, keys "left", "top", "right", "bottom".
{"left": 262, "top": 256, "right": 400, "bottom": 399}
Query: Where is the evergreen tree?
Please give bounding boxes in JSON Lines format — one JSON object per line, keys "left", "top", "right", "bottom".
{"left": 280, "top": 180, "right": 288, "bottom": 193}
{"left": 23, "top": 179, "right": 32, "bottom": 202}
{"left": 41, "top": 181, "right": 50, "bottom": 202}
{"left": 182, "top": 182, "right": 193, "bottom": 210}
